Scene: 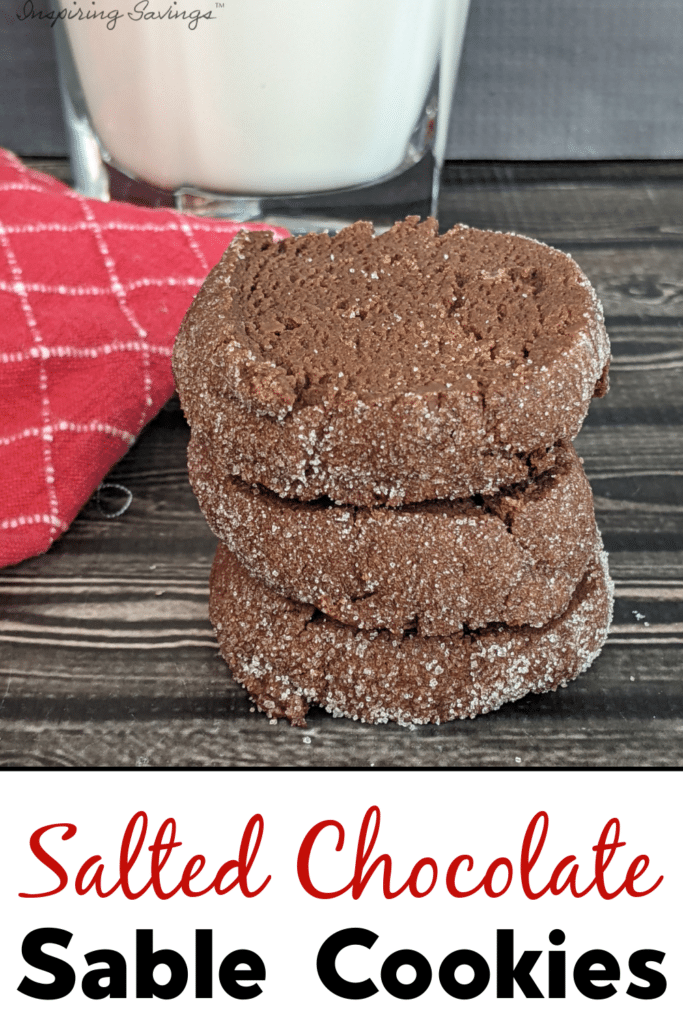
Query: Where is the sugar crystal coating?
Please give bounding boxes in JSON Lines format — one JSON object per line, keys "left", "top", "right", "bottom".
{"left": 209, "top": 545, "right": 613, "bottom": 727}
{"left": 190, "top": 435, "right": 601, "bottom": 635}
{"left": 174, "top": 216, "right": 613, "bottom": 727}
{"left": 173, "top": 217, "right": 610, "bottom": 505}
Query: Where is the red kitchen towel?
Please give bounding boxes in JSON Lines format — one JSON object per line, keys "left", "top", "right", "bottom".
{"left": 0, "top": 149, "right": 288, "bottom": 568}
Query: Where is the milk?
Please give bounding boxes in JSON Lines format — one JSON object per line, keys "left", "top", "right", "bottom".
{"left": 62, "top": 0, "right": 470, "bottom": 195}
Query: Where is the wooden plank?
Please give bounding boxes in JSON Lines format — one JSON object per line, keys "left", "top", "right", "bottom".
{"left": 1, "top": 713, "right": 682, "bottom": 769}
{"left": 440, "top": 178, "right": 683, "bottom": 244}
{"left": 1, "top": 162, "right": 682, "bottom": 767}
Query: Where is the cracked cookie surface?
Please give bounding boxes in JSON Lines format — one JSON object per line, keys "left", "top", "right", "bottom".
{"left": 209, "top": 544, "right": 613, "bottom": 727}
{"left": 191, "top": 437, "right": 600, "bottom": 635}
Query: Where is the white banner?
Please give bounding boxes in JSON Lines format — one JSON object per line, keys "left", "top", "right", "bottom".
{"left": 1, "top": 770, "right": 679, "bottom": 1022}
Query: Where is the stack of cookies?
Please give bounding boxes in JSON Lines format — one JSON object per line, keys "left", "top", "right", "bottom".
{"left": 173, "top": 217, "right": 613, "bottom": 727}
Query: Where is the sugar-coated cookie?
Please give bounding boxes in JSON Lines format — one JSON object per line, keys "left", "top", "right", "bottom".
{"left": 208, "top": 544, "right": 613, "bottom": 727}
{"left": 174, "top": 217, "right": 609, "bottom": 506}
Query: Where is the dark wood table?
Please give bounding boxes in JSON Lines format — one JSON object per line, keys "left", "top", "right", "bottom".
{"left": 1, "top": 160, "right": 681, "bottom": 767}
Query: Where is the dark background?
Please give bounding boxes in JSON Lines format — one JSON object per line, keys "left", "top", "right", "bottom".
{"left": 2, "top": 0, "right": 683, "bottom": 160}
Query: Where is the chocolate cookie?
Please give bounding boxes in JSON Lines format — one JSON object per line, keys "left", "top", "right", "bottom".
{"left": 209, "top": 544, "right": 613, "bottom": 727}
{"left": 191, "top": 436, "right": 600, "bottom": 635}
{"left": 174, "top": 217, "right": 609, "bottom": 506}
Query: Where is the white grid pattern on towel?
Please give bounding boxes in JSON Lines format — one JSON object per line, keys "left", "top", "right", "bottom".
{"left": 0, "top": 275, "right": 204, "bottom": 297}
{"left": 0, "top": 151, "right": 287, "bottom": 561}
{"left": 0, "top": 219, "right": 61, "bottom": 541}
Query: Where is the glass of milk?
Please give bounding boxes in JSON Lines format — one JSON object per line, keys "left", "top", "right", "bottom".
{"left": 52, "top": 0, "right": 470, "bottom": 232}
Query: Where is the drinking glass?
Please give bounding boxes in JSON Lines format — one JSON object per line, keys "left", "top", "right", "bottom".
{"left": 52, "top": 0, "right": 470, "bottom": 232}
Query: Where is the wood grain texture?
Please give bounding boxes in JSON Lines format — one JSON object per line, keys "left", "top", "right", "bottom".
{"left": 0, "top": 160, "right": 681, "bottom": 767}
